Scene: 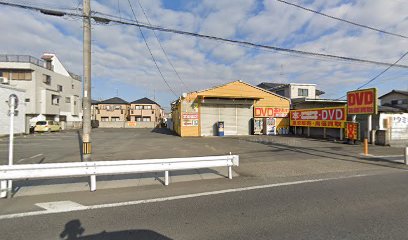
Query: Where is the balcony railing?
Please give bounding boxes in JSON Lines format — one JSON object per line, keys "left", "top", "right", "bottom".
{"left": 0, "top": 54, "right": 45, "bottom": 67}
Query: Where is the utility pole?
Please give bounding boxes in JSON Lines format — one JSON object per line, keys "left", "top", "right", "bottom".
{"left": 82, "top": 0, "right": 92, "bottom": 161}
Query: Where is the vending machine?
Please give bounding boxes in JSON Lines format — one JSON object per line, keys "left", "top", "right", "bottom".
{"left": 264, "top": 118, "right": 276, "bottom": 135}
{"left": 253, "top": 118, "right": 264, "bottom": 135}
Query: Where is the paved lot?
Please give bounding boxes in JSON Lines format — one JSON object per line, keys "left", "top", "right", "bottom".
{"left": 0, "top": 128, "right": 406, "bottom": 196}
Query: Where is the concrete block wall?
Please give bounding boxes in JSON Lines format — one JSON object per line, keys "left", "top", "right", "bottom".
{"left": 98, "top": 121, "right": 156, "bottom": 128}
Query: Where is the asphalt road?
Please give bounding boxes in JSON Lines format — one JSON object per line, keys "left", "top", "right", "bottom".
{"left": 1, "top": 171, "right": 408, "bottom": 240}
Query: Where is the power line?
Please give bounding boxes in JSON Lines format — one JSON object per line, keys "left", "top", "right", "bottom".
{"left": 136, "top": 0, "right": 191, "bottom": 92}
{"left": 274, "top": 0, "right": 408, "bottom": 40}
{"left": 126, "top": 0, "right": 178, "bottom": 97}
{"left": 2, "top": 0, "right": 408, "bottom": 70}
{"left": 336, "top": 50, "right": 408, "bottom": 100}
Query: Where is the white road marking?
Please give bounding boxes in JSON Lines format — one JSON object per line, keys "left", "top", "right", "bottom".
{"left": 36, "top": 201, "right": 86, "bottom": 212}
{"left": 17, "top": 154, "right": 43, "bottom": 163}
{"left": 0, "top": 174, "right": 367, "bottom": 220}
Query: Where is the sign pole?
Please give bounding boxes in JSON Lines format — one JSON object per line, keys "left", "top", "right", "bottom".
{"left": 8, "top": 95, "right": 16, "bottom": 197}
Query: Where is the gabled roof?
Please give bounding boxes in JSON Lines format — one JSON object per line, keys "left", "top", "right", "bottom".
{"left": 131, "top": 97, "right": 159, "bottom": 105}
{"left": 195, "top": 80, "right": 290, "bottom": 101}
{"left": 98, "top": 97, "right": 128, "bottom": 104}
{"left": 379, "top": 90, "right": 408, "bottom": 99}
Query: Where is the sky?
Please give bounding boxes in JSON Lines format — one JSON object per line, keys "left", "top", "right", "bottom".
{"left": 0, "top": 0, "right": 407, "bottom": 111}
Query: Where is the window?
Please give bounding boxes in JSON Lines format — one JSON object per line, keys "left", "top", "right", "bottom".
{"left": 57, "top": 85, "right": 63, "bottom": 92}
{"left": 151, "top": 111, "right": 154, "bottom": 114}
{"left": 65, "top": 97, "right": 71, "bottom": 103}
{"left": 51, "top": 95, "right": 59, "bottom": 105}
{"left": 72, "top": 84, "right": 74, "bottom": 89}
{"left": 143, "top": 105, "right": 152, "bottom": 110}
{"left": 298, "top": 88, "right": 309, "bottom": 97}
{"left": 25, "top": 98, "right": 30, "bottom": 102}
{"left": 135, "top": 105, "right": 142, "bottom": 110}
{"left": 391, "top": 100, "right": 398, "bottom": 105}
{"left": 136, "top": 116, "right": 142, "bottom": 122}
{"left": 143, "top": 117, "right": 151, "bottom": 122}
{"left": 115, "top": 105, "right": 121, "bottom": 110}
{"left": 101, "top": 117, "right": 109, "bottom": 122}
{"left": 43, "top": 74, "right": 51, "bottom": 84}
{"left": 5, "top": 70, "right": 31, "bottom": 80}
{"left": 111, "top": 117, "right": 120, "bottom": 122}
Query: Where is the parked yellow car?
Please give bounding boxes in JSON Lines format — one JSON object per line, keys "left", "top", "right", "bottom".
{"left": 34, "top": 121, "right": 61, "bottom": 132}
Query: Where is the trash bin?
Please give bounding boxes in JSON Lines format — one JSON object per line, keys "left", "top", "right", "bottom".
{"left": 217, "top": 121, "right": 224, "bottom": 136}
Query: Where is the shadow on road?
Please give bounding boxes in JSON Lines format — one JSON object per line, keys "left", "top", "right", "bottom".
{"left": 237, "top": 137, "right": 408, "bottom": 171}
{"left": 150, "top": 128, "right": 177, "bottom": 136}
{"left": 60, "top": 219, "right": 172, "bottom": 240}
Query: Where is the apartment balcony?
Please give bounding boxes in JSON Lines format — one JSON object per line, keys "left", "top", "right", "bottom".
{"left": 0, "top": 54, "right": 45, "bottom": 68}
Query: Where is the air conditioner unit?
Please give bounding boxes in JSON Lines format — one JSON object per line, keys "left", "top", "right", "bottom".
{"left": 0, "top": 77, "right": 9, "bottom": 84}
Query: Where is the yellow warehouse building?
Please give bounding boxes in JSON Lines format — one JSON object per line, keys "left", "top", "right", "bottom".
{"left": 171, "top": 80, "right": 291, "bottom": 137}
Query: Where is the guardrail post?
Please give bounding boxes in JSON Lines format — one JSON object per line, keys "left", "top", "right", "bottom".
{"left": 0, "top": 180, "right": 7, "bottom": 198}
{"left": 90, "top": 175, "right": 96, "bottom": 191}
{"left": 228, "top": 166, "right": 232, "bottom": 179}
{"left": 404, "top": 147, "right": 408, "bottom": 165}
{"left": 164, "top": 171, "right": 169, "bottom": 186}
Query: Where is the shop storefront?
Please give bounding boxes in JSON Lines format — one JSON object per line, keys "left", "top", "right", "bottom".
{"left": 171, "top": 81, "right": 290, "bottom": 137}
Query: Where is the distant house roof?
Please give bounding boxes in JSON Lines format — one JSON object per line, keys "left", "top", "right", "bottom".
{"left": 291, "top": 98, "right": 347, "bottom": 104}
{"left": 257, "top": 82, "right": 325, "bottom": 96}
{"left": 379, "top": 90, "right": 408, "bottom": 99}
{"left": 131, "top": 97, "right": 159, "bottom": 105}
{"left": 98, "top": 97, "right": 128, "bottom": 104}
{"left": 378, "top": 105, "right": 407, "bottom": 113}
{"left": 257, "top": 82, "right": 288, "bottom": 90}
{"left": 91, "top": 99, "right": 99, "bottom": 105}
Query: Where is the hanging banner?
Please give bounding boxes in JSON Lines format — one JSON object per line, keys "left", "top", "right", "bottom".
{"left": 254, "top": 107, "right": 290, "bottom": 118}
{"left": 182, "top": 113, "right": 199, "bottom": 126}
{"left": 290, "top": 107, "right": 346, "bottom": 128}
{"left": 345, "top": 122, "right": 359, "bottom": 140}
{"left": 347, "top": 88, "right": 378, "bottom": 115}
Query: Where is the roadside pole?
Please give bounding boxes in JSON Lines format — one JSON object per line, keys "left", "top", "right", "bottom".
{"left": 7, "top": 94, "right": 17, "bottom": 197}
{"left": 82, "top": 0, "right": 92, "bottom": 161}
{"left": 367, "top": 114, "right": 372, "bottom": 143}
{"left": 404, "top": 146, "right": 408, "bottom": 165}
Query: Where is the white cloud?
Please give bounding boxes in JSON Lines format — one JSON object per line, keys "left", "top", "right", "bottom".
{"left": 0, "top": 0, "right": 407, "bottom": 107}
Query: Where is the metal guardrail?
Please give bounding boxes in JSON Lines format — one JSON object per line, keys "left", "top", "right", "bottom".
{"left": 0, "top": 155, "right": 239, "bottom": 198}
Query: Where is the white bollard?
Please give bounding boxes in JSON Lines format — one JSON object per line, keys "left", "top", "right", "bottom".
{"left": 90, "top": 175, "right": 96, "bottom": 191}
{"left": 0, "top": 180, "right": 7, "bottom": 198}
{"left": 164, "top": 171, "right": 169, "bottom": 186}
{"left": 405, "top": 147, "right": 408, "bottom": 165}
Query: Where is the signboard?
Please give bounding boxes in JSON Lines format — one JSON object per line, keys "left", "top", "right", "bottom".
{"left": 182, "top": 113, "right": 199, "bottom": 126}
{"left": 347, "top": 88, "right": 377, "bottom": 115}
{"left": 290, "top": 107, "right": 346, "bottom": 128}
{"left": 345, "top": 122, "right": 359, "bottom": 140}
{"left": 254, "top": 107, "right": 290, "bottom": 118}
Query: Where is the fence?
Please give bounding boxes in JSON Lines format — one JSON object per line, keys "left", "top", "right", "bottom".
{"left": 0, "top": 155, "right": 239, "bottom": 198}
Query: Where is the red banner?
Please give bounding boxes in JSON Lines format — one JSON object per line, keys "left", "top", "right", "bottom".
{"left": 290, "top": 107, "right": 346, "bottom": 128}
{"left": 345, "top": 122, "right": 359, "bottom": 140}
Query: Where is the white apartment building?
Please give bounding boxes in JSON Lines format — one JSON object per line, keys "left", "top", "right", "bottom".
{"left": 0, "top": 54, "right": 82, "bottom": 129}
{"left": 257, "top": 82, "right": 325, "bottom": 99}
